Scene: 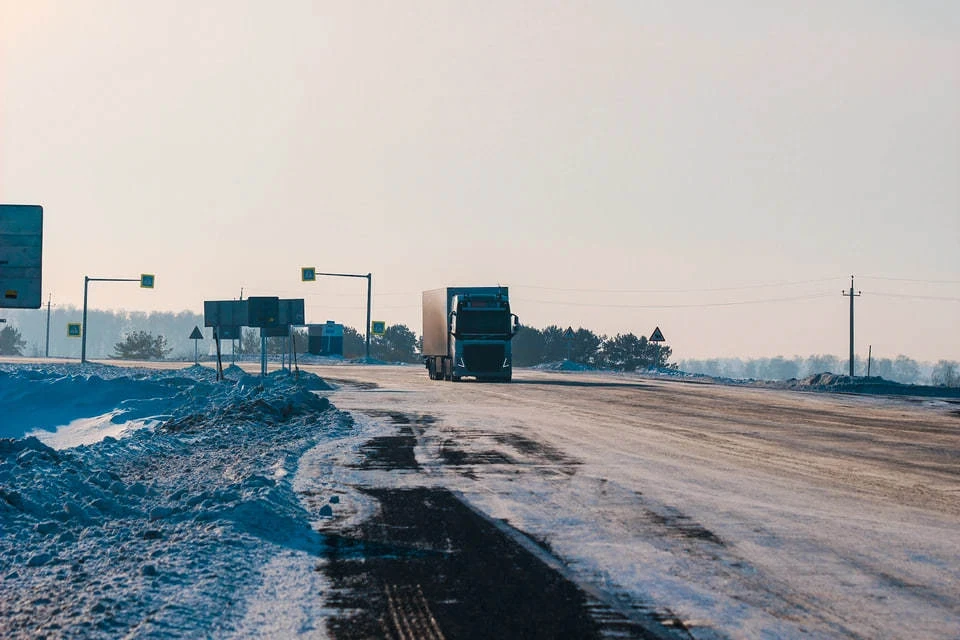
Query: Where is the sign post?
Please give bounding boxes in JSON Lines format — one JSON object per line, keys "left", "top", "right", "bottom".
{"left": 189, "top": 326, "right": 204, "bottom": 365}
{"left": 563, "top": 326, "right": 575, "bottom": 361}
{"left": 81, "top": 274, "right": 154, "bottom": 363}
{"left": 302, "top": 268, "right": 372, "bottom": 360}
{"left": 648, "top": 327, "right": 666, "bottom": 368}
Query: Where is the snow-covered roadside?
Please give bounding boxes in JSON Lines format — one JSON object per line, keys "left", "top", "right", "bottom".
{"left": 0, "top": 365, "right": 355, "bottom": 638}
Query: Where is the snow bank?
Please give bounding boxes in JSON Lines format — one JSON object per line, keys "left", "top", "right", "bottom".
{"left": 0, "top": 363, "right": 208, "bottom": 439}
{"left": 0, "top": 364, "right": 353, "bottom": 638}
{"left": 768, "top": 373, "right": 960, "bottom": 398}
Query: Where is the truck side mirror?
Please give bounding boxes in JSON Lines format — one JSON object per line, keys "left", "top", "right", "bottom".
{"left": 450, "top": 311, "right": 458, "bottom": 336}
{"left": 512, "top": 314, "right": 521, "bottom": 335}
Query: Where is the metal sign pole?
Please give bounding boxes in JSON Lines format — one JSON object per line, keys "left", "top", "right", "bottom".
{"left": 260, "top": 333, "right": 267, "bottom": 376}
{"left": 306, "top": 271, "right": 373, "bottom": 361}
{"left": 80, "top": 275, "right": 150, "bottom": 363}
{"left": 81, "top": 277, "right": 90, "bottom": 363}
{"left": 45, "top": 294, "right": 52, "bottom": 357}
{"left": 365, "top": 273, "right": 372, "bottom": 361}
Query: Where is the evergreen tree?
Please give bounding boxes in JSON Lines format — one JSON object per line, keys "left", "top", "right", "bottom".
{"left": 0, "top": 325, "right": 26, "bottom": 356}
{"left": 113, "top": 330, "right": 172, "bottom": 360}
{"left": 342, "top": 326, "right": 365, "bottom": 358}
{"left": 512, "top": 326, "right": 546, "bottom": 366}
{"left": 570, "top": 328, "right": 604, "bottom": 365}
{"left": 602, "top": 333, "right": 645, "bottom": 371}
{"left": 371, "top": 324, "right": 418, "bottom": 362}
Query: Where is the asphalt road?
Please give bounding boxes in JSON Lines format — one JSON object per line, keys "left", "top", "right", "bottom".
{"left": 298, "top": 364, "right": 960, "bottom": 639}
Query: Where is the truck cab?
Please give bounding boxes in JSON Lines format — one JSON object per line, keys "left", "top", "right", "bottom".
{"left": 422, "top": 287, "right": 520, "bottom": 382}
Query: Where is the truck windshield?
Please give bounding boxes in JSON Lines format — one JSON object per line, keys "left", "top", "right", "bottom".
{"left": 457, "top": 310, "right": 509, "bottom": 335}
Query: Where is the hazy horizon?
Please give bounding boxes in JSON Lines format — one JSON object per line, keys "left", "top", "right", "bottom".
{"left": 2, "top": 1, "right": 957, "bottom": 361}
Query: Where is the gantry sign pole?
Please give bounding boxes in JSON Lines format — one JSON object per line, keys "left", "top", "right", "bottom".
{"left": 81, "top": 274, "right": 154, "bottom": 363}
{"left": 306, "top": 271, "right": 372, "bottom": 360}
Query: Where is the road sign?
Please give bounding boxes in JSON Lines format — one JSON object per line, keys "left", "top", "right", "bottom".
{"left": 189, "top": 326, "right": 204, "bottom": 340}
{"left": 204, "top": 300, "right": 248, "bottom": 328}
{"left": 649, "top": 326, "right": 666, "bottom": 342}
{"left": 247, "top": 297, "right": 280, "bottom": 328}
{"left": 260, "top": 326, "right": 290, "bottom": 338}
{"left": 301, "top": 267, "right": 316, "bottom": 282}
{"left": 278, "top": 298, "right": 305, "bottom": 326}
{"left": 563, "top": 327, "right": 575, "bottom": 340}
{"left": 371, "top": 320, "right": 386, "bottom": 336}
{"left": 67, "top": 323, "right": 82, "bottom": 338}
{"left": 140, "top": 274, "right": 155, "bottom": 288}
{"left": 212, "top": 326, "right": 242, "bottom": 340}
{"left": 0, "top": 204, "right": 43, "bottom": 309}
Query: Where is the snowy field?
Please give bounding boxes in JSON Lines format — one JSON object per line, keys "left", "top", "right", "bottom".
{"left": 1, "top": 360, "right": 958, "bottom": 638}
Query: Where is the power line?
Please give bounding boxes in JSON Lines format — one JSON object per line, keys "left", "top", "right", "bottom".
{"left": 512, "top": 293, "right": 834, "bottom": 310}
{"left": 513, "top": 277, "right": 839, "bottom": 294}
{"left": 860, "top": 275, "right": 960, "bottom": 285}
{"left": 870, "top": 292, "right": 960, "bottom": 302}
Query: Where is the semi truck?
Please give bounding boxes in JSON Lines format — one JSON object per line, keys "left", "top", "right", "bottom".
{"left": 422, "top": 287, "right": 520, "bottom": 382}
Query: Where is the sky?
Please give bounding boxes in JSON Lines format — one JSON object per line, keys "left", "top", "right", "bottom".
{"left": 1, "top": 1, "right": 958, "bottom": 361}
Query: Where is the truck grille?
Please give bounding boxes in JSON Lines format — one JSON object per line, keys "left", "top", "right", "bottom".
{"left": 463, "top": 344, "right": 505, "bottom": 372}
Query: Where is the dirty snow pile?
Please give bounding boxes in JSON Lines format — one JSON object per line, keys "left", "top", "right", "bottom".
{"left": 0, "top": 364, "right": 352, "bottom": 638}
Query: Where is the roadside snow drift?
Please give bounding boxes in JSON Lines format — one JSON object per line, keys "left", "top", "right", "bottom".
{"left": 0, "top": 364, "right": 351, "bottom": 638}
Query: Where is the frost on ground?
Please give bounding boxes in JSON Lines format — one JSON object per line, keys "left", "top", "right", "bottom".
{"left": 0, "top": 364, "right": 352, "bottom": 639}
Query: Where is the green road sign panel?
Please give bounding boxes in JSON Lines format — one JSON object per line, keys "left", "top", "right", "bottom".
{"left": 140, "top": 274, "right": 155, "bottom": 288}
{"left": 0, "top": 204, "right": 43, "bottom": 309}
{"left": 67, "top": 323, "right": 82, "bottom": 338}
{"left": 301, "top": 267, "right": 316, "bottom": 282}
{"left": 371, "top": 320, "right": 386, "bottom": 336}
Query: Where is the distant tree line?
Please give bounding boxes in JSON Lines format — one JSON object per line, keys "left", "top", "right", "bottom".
{"left": 511, "top": 325, "right": 672, "bottom": 371}
{"left": 678, "top": 354, "right": 960, "bottom": 386}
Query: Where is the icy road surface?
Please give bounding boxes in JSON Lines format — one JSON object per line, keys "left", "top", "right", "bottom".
{"left": 301, "top": 364, "right": 960, "bottom": 639}
{"left": 1, "top": 360, "right": 958, "bottom": 638}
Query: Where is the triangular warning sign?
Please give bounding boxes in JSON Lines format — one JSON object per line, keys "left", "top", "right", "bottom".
{"left": 563, "top": 326, "right": 575, "bottom": 340}
{"left": 649, "top": 326, "right": 666, "bottom": 342}
{"left": 189, "top": 326, "right": 204, "bottom": 340}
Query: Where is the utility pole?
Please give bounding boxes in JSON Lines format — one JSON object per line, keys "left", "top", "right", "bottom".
{"left": 45, "top": 294, "right": 52, "bottom": 357}
{"left": 842, "top": 275, "right": 861, "bottom": 377}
